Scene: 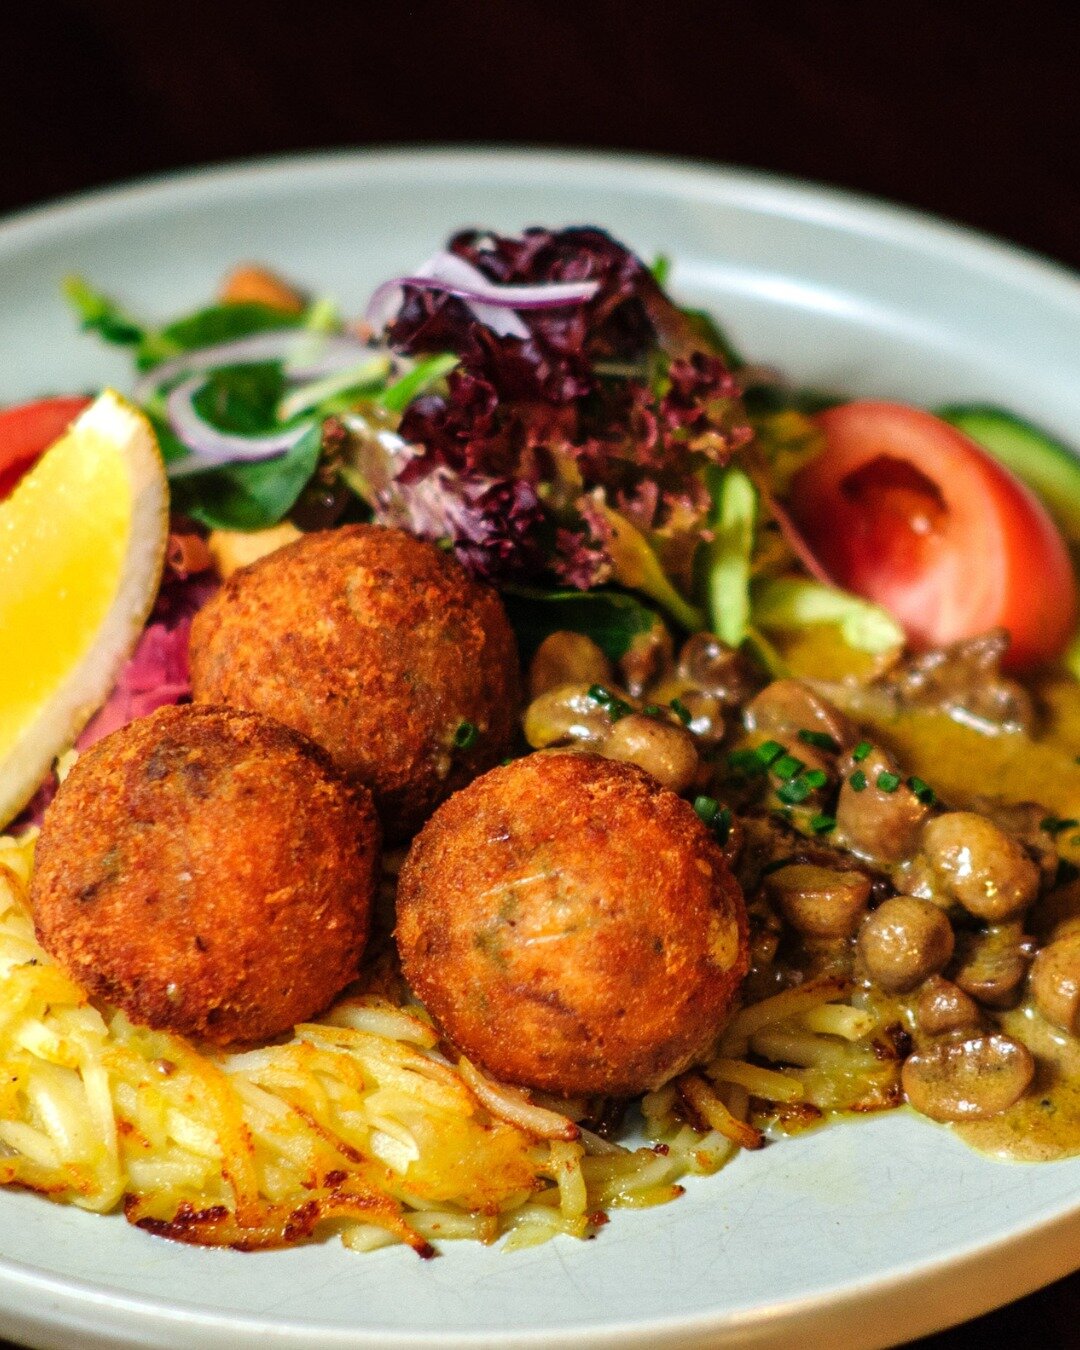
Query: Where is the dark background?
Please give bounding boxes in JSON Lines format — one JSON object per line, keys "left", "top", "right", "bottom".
{"left": 1, "top": 2, "right": 1078, "bottom": 1347}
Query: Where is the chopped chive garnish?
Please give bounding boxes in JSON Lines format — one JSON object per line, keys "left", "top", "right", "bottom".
{"left": 500, "top": 756, "right": 514, "bottom": 767}
{"left": 669, "top": 697, "right": 692, "bottom": 725}
{"left": 1072, "top": 834, "right": 1080, "bottom": 847}
{"left": 810, "top": 813, "right": 836, "bottom": 835}
{"left": 693, "top": 795, "right": 720, "bottom": 825}
{"left": 772, "top": 754, "right": 805, "bottom": 781}
{"left": 777, "top": 776, "right": 814, "bottom": 805}
{"left": 798, "top": 729, "right": 841, "bottom": 753}
{"left": 727, "top": 748, "right": 765, "bottom": 774}
{"left": 1041, "top": 816, "right": 1080, "bottom": 836}
{"left": 908, "top": 776, "right": 937, "bottom": 806}
{"left": 452, "top": 720, "right": 479, "bottom": 750}
{"left": 777, "top": 769, "right": 825, "bottom": 804}
{"left": 756, "top": 740, "right": 786, "bottom": 767}
{"left": 693, "top": 795, "right": 732, "bottom": 844}
{"left": 876, "top": 771, "right": 902, "bottom": 793}
{"left": 849, "top": 770, "right": 868, "bottom": 793}
{"left": 642, "top": 703, "right": 662, "bottom": 717}
{"left": 852, "top": 740, "right": 873, "bottom": 762}
{"left": 588, "top": 685, "right": 632, "bottom": 721}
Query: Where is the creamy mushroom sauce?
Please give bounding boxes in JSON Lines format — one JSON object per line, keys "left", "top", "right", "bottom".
{"left": 524, "top": 625, "right": 1080, "bottom": 1161}
{"left": 954, "top": 1003, "right": 1080, "bottom": 1160}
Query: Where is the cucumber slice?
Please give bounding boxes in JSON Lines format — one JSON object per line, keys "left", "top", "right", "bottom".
{"left": 938, "top": 404, "right": 1080, "bottom": 543}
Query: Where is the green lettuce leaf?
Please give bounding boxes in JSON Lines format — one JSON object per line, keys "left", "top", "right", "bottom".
{"left": 502, "top": 587, "right": 662, "bottom": 664}
{"left": 751, "top": 576, "right": 904, "bottom": 653}
{"left": 167, "top": 423, "right": 323, "bottom": 532}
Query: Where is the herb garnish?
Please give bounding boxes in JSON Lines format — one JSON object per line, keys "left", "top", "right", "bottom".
{"left": 798, "top": 729, "right": 841, "bottom": 753}
{"left": 777, "top": 768, "right": 827, "bottom": 805}
{"left": 1041, "top": 816, "right": 1080, "bottom": 836}
{"left": 452, "top": 721, "right": 479, "bottom": 750}
{"left": 669, "top": 698, "right": 692, "bottom": 726}
{"left": 692, "top": 795, "right": 732, "bottom": 845}
{"left": 588, "top": 686, "right": 633, "bottom": 721}
{"left": 771, "top": 754, "right": 805, "bottom": 782}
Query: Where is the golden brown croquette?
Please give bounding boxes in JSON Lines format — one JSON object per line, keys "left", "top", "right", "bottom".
{"left": 188, "top": 525, "right": 520, "bottom": 842}
{"left": 31, "top": 704, "right": 379, "bottom": 1045}
{"left": 395, "top": 751, "right": 749, "bottom": 1097}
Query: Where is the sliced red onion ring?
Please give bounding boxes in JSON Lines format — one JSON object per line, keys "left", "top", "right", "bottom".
{"left": 365, "top": 250, "right": 600, "bottom": 338}
{"left": 165, "top": 378, "right": 314, "bottom": 478}
{"left": 134, "top": 331, "right": 372, "bottom": 403}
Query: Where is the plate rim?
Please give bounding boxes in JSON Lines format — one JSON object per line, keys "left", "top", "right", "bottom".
{"left": 1, "top": 143, "right": 1078, "bottom": 306}
{"left": 1, "top": 144, "right": 1078, "bottom": 1350}
{"left": 0, "top": 1173, "right": 1078, "bottom": 1349}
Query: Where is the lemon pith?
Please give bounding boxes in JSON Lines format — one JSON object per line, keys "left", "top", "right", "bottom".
{"left": 0, "top": 391, "right": 168, "bottom": 826}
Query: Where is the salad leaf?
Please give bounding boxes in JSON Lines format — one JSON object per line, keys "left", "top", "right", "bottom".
{"left": 63, "top": 276, "right": 147, "bottom": 348}
{"left": 502, "top": 586, "right": 661, "bottom": 663}
{"left": 168, "top": 423, "right": 323, "bottom": 532}
{"left": 379, "top": 353, "right": 459, "bottom": 414}
{"left": 588, "top": 500, "right": 705, "bottom": 631}
{"left": 743, "top": 382, "right": 844, "bottom": 417}
{"left": 702, "top": 465, "right": 757, "bottom": 647}
{"left": 192, "top": 362, "right": 286, "bottom": 435}
{"left": 277, "top": 355, "right": 392, "bottom": 421}
{"left": 750, "top": 408, "right": 826, "bottom": 496}
{"left": 153, "top": 302, "right": 304, "bottom": 367}
{"left": 301, "top": 296, "right": 342, "bottom": 334}
{"left": 676, "top": 306, "right": 743, "bottom": 369}
{"left": 649, "top": 254, "right": 672, "bottom": 287}
{"left": 750, "top": 576, "right": 904, "bottom": 653}
{"left": 63, "top": 277, "right": 312, "bottom": 372}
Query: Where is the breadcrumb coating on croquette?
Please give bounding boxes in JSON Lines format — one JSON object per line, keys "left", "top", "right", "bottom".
{"left": 31, "top": 703, "right": 380, "bottom": 1046}
{"left": 188, "top": 524, "right": 521, "bottom": 842}
{"left": 396, "top": 751, "right": 749, "bottom": 1097}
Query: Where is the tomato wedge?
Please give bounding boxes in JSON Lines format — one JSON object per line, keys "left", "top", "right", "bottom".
{"left": 788, "top": 401, "right": 1077, "bottom": 672}
{"left": 0, "top": 396, "right": 93, "bottom": 500}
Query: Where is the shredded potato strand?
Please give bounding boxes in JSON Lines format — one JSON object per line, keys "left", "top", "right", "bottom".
{"left": 0, "top": 833, "right": 897, "bottom": 1253}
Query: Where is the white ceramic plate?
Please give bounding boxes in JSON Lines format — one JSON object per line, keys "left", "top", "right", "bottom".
{"left": 1, "top": 149, "right": 1078, "bottom": 1350}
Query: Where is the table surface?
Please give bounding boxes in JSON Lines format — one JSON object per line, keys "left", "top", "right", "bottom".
{"left": 0, "top": 3, "right": 1077, "bottom": 1346}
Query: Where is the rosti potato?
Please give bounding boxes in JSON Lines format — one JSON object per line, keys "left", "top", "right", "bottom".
{"left": 31, "top": 703, "right": 379, "bottom": 1045}
{"left": 396, "top": 751, "right": 749, "bottom": 1097}
{"left": 189, "top": 525, "right": 520, "bottom": 841}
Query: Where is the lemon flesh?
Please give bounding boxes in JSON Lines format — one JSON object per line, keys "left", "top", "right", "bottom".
{"left": 0, "top": 391, "right": 168, "bottom": 826}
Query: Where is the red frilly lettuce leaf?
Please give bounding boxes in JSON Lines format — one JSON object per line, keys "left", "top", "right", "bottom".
{"left": 374, "top": 228, "right": 752, "bottom": 593}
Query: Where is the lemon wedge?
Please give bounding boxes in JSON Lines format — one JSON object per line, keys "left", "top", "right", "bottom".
{"left": 0, "top": 390, "right": 168, "bottom": 826}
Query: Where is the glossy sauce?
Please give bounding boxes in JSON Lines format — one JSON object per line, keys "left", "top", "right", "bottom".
{"left": 773, "top": 639, "right": 1080, "bottom": 1159}
{"left": 953, "top": 1003, "right": 1080, "bottom": 1161}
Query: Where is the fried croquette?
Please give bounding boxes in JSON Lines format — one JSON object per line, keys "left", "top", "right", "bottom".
{"left": 189, "top": 525, "right": 520, "bottom": 842}
{"left": 395, "top": 751, "right": 749, "bottom": 1097}
{"left": 31, "top": 704, "right": 379, "bottom": 1045}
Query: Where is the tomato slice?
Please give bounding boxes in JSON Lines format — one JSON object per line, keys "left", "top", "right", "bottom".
{"left": 0, "top": 396, "right": 93, "bottom": 500}
{"left": 788, "top": 401, "right": 1077, "bottom": 672}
